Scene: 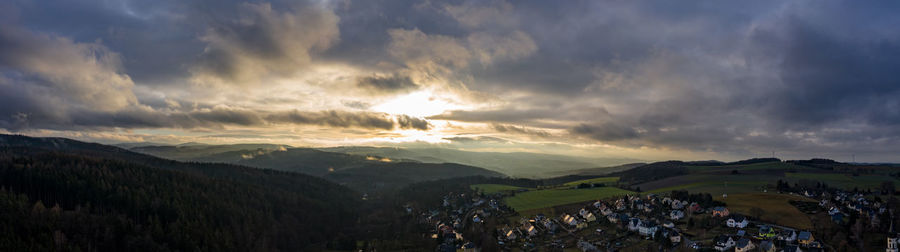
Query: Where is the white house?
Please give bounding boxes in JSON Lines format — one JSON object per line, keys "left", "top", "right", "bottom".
{"left": 638, "top": 221, "right": 658, "bottom": 237}
{"left": 627, "top": 218, "right": 642, "bottom": 231}
{"left": 779, "top": 230, "right": 797, "bottom": 242}
{"left": 714, "top": 235, "right": 736, "bottom": 251}
{"left": 727, "top": 215, "right": 749, "bottom": 228}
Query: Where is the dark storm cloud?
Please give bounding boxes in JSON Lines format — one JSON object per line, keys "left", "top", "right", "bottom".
{"left": 444, "top": 136, "right": 510, "bottom": 144}
{"left": 1, "top": 0, "right": 900, "bottom": 160}
{"left": 571, "top": 123, "right": 639, "bottom": 142}
{"left": 265, "top": 110, "right": 395, "bottom": 130}
{"left": 429, "top": 109, "right": 553, "bottom": 125}
{"left": 0, "top": 104, "right": 431, "bottom": 131}
{"left": 396, "top": 115, "right": 430, "bottom": 130}
{"left": 356, "top": 74, "right": 419, "bottom": 94}
{"left": 492, "top": 124, "right": 551, "bottom": 138}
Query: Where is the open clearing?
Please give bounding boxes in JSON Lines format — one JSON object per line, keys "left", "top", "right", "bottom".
{"left": 563, "top": 177, "right": 620, "bottom": 186}
{"left": 470, "top": 184, "right": 529, "bottom": 193}
{"left": 640, "top": 174, "right": 773, "bottom": 194}
{"left": 715, "top": 193, "right": 815, "bottom": 230}
{"left": 504, "top": 187, "right": 632, "bottom": 212}
{"left": 686, "top": 161, "right": 812, "bottom": 173}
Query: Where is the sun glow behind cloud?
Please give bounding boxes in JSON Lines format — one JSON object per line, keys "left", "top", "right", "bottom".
{"left": 371, "top": 90, "right": 468, "bottom": 118}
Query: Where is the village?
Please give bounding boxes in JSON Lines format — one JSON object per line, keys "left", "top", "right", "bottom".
{"left": 410, "top": 178, "right": 900, "bottom": 251}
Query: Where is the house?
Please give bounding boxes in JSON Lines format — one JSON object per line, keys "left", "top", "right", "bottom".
{"left": 887, "top": 236, "right": 899, "bottom": 252}
{"left": 831, "top": 212, "right": 844, "bottom": 223}
{"left": 579, "top": 208, "right": 591, "bottom": 217}
{"left": 711, "top": 206, "right": 730, "bottom": 217}
{"left": 670, "top": 210, "right": 685, "bottom": 220}
{"left": 638, "top": 221, "right": 658, "bottom": 237}
{"left": 579, "top": 209, "right": 597, "bottom": 222}
{"left": 689, "top": 202, "right": 703, "bottom": 213}
{"left": 735, "top": 238, "right": 755, "bottom": 252}
{"left": 606, "top": 213, "right": 619, "bottom": 223}
{"left": 663, "top": 221, "right": 675, "bottom": 228}
{"left": 541, "top": 218, "right": 555, "bottom": 229}
{"left": 797, "top": 231, "right": 814, "bottom": 246}
{"left": 727, "top": 215, "right": 749, "bottom": 228}
{"left": 669, "top": 231, "right": 682, "bottom": 244}
{"left": 758, "top": 225, "right": 776, "bottom": 239}
{"left": 522, "top": 223, "right": 538, "bottom": 236}
{"left": 562, "top": 214, "right": 579, "bottom": 226}
{"left": 779, "top": 230, "right": 797, "bottom": 242}
{"left": 600, "top": 207, "right": 614, "bottom": 216}
{"left": 781, "top": 245, "right": 803, "bottom": 252}
{"left": 627, "top": 218, "right": 642, "bottom": 231}
{"left": 575, "top": 221, "right": 588, "bottom": 229}
{"left": 759, "top": 240, "right": 776, "bottom": 252}
{"left": 714, "top": 235, "right": 736, "bottom": 251}
{"left": 672, "top": 200, "right": 684, "bottom": 209}
{"left": 505, "top": 229, "right": 518, "bottom": 240}
{"left": 615, "top": 199, "right": 627, "bottom": 210}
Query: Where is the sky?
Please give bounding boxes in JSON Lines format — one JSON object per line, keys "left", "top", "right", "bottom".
{"left": 1, "top": 0, "right": 899, "bottom": 162}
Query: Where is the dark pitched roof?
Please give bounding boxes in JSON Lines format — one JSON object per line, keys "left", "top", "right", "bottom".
{"left": 736, "top": 238, "right": 752, "bottom": 248}
{"left": 715, "top": 235, "right": 732, "bottom": 244}
{"left": 798, "top": 231, "right": 812, "bottom": 240}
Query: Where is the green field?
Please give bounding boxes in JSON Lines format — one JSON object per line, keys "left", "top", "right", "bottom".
{"left": 686, "top": 161, "right": 809, "bottom": 173}
{"left": 470, "top": 184, "right": 529, "bottom": 193}
{"left": 785, "top": 172, "right": 898, "bottom": 189}
{"left": 504, "top": 187, "right": 633, "bottom": 211}
{"left": 716, "top": 193, "right": 816, "bottom": 230}
{"left": 640, "top": 174, "right": 774, "bottom": 194}
{"left": 647, "top": 180, "right": 769, "bottom": 194}
{"left": 563, "top": 176, "right": 620, "bottom": 186}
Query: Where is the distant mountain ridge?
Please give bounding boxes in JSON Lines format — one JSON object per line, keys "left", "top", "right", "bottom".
{"left": 131, "top": 143, "right": 505, "bottom": 191}
{"left": 319, "top": 146, "right": 641, "bottom": 178}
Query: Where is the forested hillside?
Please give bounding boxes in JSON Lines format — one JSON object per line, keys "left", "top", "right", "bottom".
{"left": 0, "top": 135, "right": 361, "bottom": 251}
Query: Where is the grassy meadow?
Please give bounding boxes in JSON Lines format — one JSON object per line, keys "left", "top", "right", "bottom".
{"left": 504, "top": 186, "right": 632, "bottom": 212}
{"left": 785, "top": 172, "right": 898, "bottom": 190}
{"left": 715, "top": 193, "right": 816, "bottom": 230}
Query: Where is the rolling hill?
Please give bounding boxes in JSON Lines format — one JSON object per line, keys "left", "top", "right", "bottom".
{"left": 131, "top": 143, "right": 505, "bottom": 191}
{"left": 319, "top": 146, "right": 640, "bottom": 178}
{"left": 0, "top": 134, "right": 360, "bottom": 251}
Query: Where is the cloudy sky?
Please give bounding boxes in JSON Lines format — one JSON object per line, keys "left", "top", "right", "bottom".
{"left": 1, "top": 0, "right": 899, "bottom": 162}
